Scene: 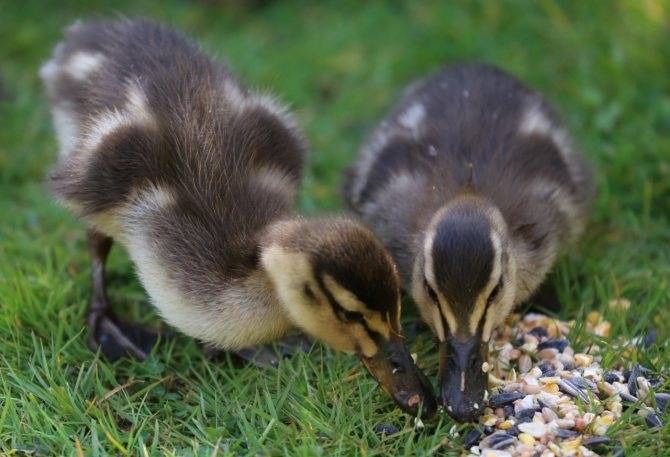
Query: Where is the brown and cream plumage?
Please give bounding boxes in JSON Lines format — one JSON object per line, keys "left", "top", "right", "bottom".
{"left": 344, "top": 63, "right": 594, "bottom": 421}
{"left": 41, "top": 19, "right": 435, "bottom": 417}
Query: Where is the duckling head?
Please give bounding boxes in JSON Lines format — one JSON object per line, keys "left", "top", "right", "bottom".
{"left": 261, "top": 217, "right": 436, "bottom": 417}
{"left": 411, "top": 196, "right": 517, "bottom": 422}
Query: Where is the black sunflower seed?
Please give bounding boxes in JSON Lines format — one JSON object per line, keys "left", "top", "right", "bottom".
{"left": 571, "top": 376, "right": 597, "bottom": 391}
{"left": 558, "top": 379, "right": 589, "bottom": 402}
{"left": 506, "top": 425, "right": 520, "bottom": 436}
{"left": 645, "top": 413, "right": 663, "bottom": 428}
{"left": 513, "top": 336, "right": 525, "bottom": 347}
{"left": 604, "top": 372, "right": 622, "bottom": 384}
{"left": 537, "top": 339, "right": 569, "bottom": 352}
{"left": 538, "top": 362, "right": 556, "bottom": 376}
{"left": 515, "top": 408, "right": 537, "bottom": 423}
{"left": 374, "top": 423, "right": 399, "bottom": 436}
{"left": 555, "top": 428, "right": 579, "bottom": 439}
{"left": 463, "top": 429, "right": 483, "bottom": 448}
{"left": 483, "top": 432, "right": 517, "bottom": 450}
{"left": 529, "top": 326, "right": 549, "bottom": 338}
{"left": 583, "top": 436, "right": 611, "bottom": 448}
{"left": 489, "top": 391, "right": 525, "bottom": 408}
{"left": 628, "top": 365, "right": 642, "bottom": 396}
{"left": 655, "top": 392, "right": 670, "bottom": 411}
{"left": 620, "top": 392, "right": 638, "bottom": 404}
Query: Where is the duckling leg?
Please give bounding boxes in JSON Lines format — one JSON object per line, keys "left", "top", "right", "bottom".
{"left": 86, "top": 230, "right": 157, "bottom": 360}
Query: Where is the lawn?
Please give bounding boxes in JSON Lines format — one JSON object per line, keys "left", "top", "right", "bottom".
{"left": 1, "top": 0, "right": 669, "bottom": 455}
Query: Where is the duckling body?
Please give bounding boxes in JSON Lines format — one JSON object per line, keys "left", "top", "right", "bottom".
{"left": 41, "top": 19, "right": 436, "bottom": 416}
{"left": 42, "top": 19, "right": 302, "bottom": 350}
{"left": 345, "top": 63, "right": 594, "bottom": 420}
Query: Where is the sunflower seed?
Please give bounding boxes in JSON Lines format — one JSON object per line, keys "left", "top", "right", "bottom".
{"left": 374, "top": 423, "right": 399, "bottom": 435}
{"left": 528, "top": 326, "right": 548, "bottom": 338}
{"left": 538, "top": 362, "right": 556, "bottom": 377}
{"left": 558, "top": 379, "right": 589, "bottom": 402}
{"left": 604, "top": 372, "right": 622, "bottom": 384}
{"left": 482, "top": 432, "right": 517, "bottom": 450}
{"left": 489, "top": 392, "right": 525, "bottom": 408}
{"left": 537, "top": 339, "right": 569, "bottom": 352}
{"left": 628, "top": 365, "right": 641, "bottom": 396}
{"left": 515, "top": 408, "right": 536, "bottom": 423}
{"left": 583, "top": 436, "right": 611, "bottom": 448}
{"left": 655, "top": 392, "right": 670, "bottom": 411}
{"left": 503, "top": 405, "right": 515, "bottom": 417}
{"left": 620, "top": 392, "right": 638, "bottom": 404}
{"left": 464, "top": 429, "right": 484, "bottom": 448}
{"left": 555, "top": 428, "right": 580, "bottom": 439}
{"left": 645, "top": 413, "right": 663, "bottom": 428}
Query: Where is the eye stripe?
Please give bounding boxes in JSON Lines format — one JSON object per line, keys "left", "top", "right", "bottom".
{"left": 423, "top": 278, "right": 439, "bottom": 305}
{"left": 343, "top": 310, "right": 364, "bottom": 322}
{"left": 476, "top": 276, "right": 503, "bottom": 332}
{"left": 439, "top": 307, "right": 450, "bottom": 337}
{"left": 487, "top": 277, "right": 503, "bottom": 306}
{"left": 303, "top": 284, "right": 316, "bottom": 301}
{"left": 360, "top": 320, "right": 385, "bottom": 345}
{"left": 316, "top": 275, "right": 346, "bottom": 318}
{"left": 317, "top": 276, "right": 371, "bottom": 323}
{"left": 316, "top": 275, "right": 387, "bottom": 346}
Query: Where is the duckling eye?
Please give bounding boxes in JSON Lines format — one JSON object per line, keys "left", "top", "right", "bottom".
{"left": 303, "top": 284, "right": 316, "bottom": 300}
{"left": 423, "top": 279, "right": 439, "bottom": 305}
{"left": 487, "top": 278, "right": 503, "bottom": 305}
{"left": 342, "top": 311, "right": 364, "bottom": 323}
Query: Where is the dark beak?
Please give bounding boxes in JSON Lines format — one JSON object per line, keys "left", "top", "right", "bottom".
{"left": 439, "top": 335, "right": 488, "bottom": 422}
{"left": 361, "top": 335, "right": 437, "bottom": 418}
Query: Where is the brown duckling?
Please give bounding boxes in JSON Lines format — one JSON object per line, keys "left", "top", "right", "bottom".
{"left": 40, "top": 19, "right": 436, "bottom": 417}
{"left": 344, "top": 63, "right": 594, "bottom": 421}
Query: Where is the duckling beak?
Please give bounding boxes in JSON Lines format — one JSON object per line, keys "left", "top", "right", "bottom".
{"left": 361, "top": 336, "right": 437, "bottom": 418}
{"left": 439, "top": 336, "right": 488, "bottom": 422}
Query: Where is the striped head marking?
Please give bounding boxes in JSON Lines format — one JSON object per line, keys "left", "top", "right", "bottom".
{"left": 260, "top": 218, "right": 402, "bottom": 357}
{"left": 412, "top": 199, "right": 517, "bottom": 344}
{"left": 411, "top": 199, "right": 517, "bottom": 421}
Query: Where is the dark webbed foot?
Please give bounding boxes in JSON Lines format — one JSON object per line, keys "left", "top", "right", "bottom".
{"left": 88, "top": 313, "right": 157, "bottom": 361}
{"left": 234, "top": 345, "right": 284, "bottom": 368}
{"left": 274, "top": 333, "right": 313, "bottom": 355}
{"left": 205, "top": 334, "right": 313, "bottom": 368}
{"left": 86, "top": 229, "right": 157, "bottom": 361}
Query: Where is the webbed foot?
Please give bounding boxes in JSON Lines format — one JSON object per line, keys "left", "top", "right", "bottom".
{"left": 88, "top": 312, "right": 157, "bottom": 361}
{"left": 205, "top": 334, "right": 313, "bottom": 368}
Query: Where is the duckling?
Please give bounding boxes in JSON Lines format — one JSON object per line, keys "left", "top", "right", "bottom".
{"left": 344, "top": 63, "right": 594, "bottom": 421}
{"left": 40, "top": 19, "right": 436, "bottom": 417}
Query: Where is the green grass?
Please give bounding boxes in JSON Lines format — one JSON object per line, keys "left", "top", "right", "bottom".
{"left": 1, "top": 0, "right": 669, "bottom": 455}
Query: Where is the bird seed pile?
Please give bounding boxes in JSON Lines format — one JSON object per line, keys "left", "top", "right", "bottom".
{"left": 464, "top": 312, "right": 667, "bottom": 457}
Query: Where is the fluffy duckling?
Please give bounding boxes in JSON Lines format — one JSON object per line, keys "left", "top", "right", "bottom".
{"left": 41, "top": 19, "right": 436, "bottom": 417}
{"left": 344, "top": 63, "right": 594, "bottom": 421}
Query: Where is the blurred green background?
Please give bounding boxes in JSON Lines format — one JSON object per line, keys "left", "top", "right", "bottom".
{"left": 1, "top": 1, "right": 669, "bottom": 455}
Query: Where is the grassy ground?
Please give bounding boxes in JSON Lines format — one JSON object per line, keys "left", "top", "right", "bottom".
{"left": 1, "top": 0, "right": 669, "bottom": 455}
